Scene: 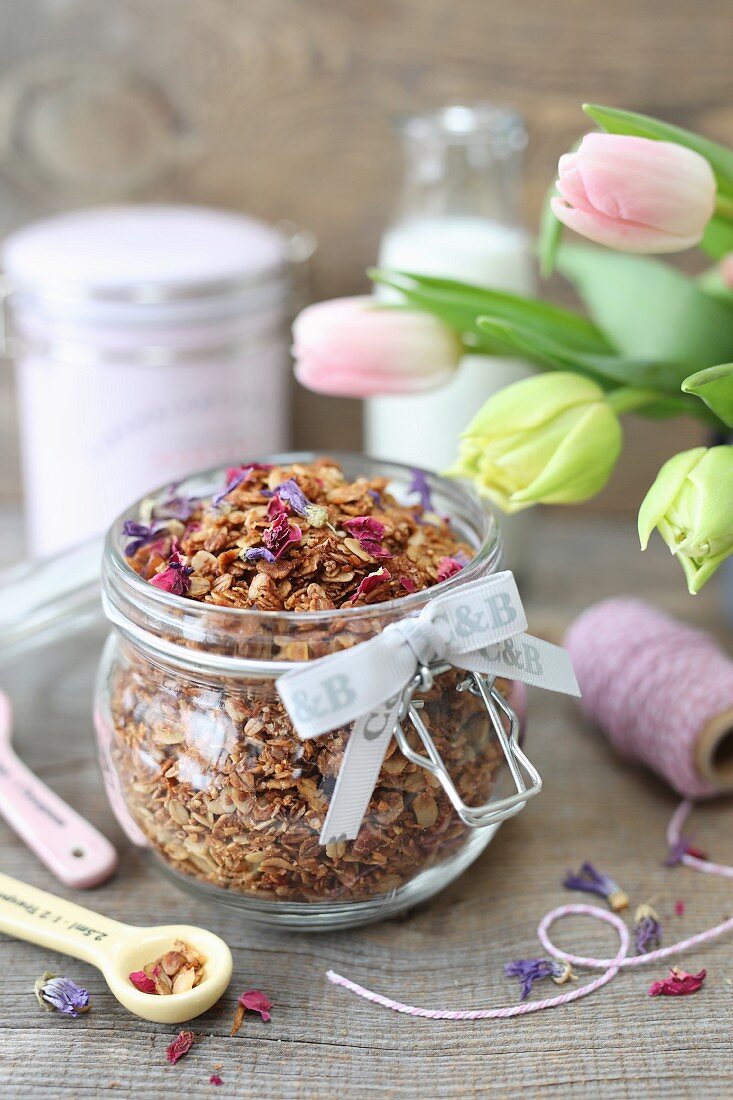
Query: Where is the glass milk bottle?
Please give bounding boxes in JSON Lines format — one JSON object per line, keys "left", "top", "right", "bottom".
{"left": 365, "top": 104, "right": 535, "bottom": 571}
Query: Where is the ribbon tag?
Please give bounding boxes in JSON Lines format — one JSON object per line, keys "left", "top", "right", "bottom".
{"left": 277, "top": 571, "right": 579, "bottom": 845}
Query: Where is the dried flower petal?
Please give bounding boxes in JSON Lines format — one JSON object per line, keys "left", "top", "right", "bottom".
{"left": 634, "top": 903, "right": 662, "bottom": 954}
{"left": 675, "top": 899, "right": 685, "bottom": 916}
{"left": 648, "top": 967, "right": 706, "bottom": 997}
{"left": 244, "top": 547, "right": 277, "bottom": 564}
{"left": 265, "top": 478, "right": 309, "bottom": 516}
{"left": 563, "top": 861, "right": 628, "bottom": 911}
{"left": 408, "top": 469, "right": 433, "bottom": 513}
{"left": 266, "top": 494, "right": 288, "bottom": 520}
{"left": 123, "top": 520, "right": 167, "bottom": 557}
{"left": 437, "top": 556, "right": 464, "bottom": 582}
{"left": 129, "top": 970, "right": 157, "bottom": 994}
{"left": 150, "top": 547, "right": 193, "bottom": 595}
{"left": 504, "top": 958, "right": 575, "bottom": 1000}
{"left": 166, "top": 1030, "right": 195, "bottom": 1064}
{"left": 34, "top": 973, "right": 91, "bottom": 1017}
{"left": 400, "top": 576, "right": 417, "bottom": 593}
{"left": 343, "top": 516, "right": 390, "bottom": 559}
{"left": 213, "top": 465, "right": 253, "bottom": 506}
{"left": 664, "top": 836, "right": 708, "bottom": 866}
{"left": 350, "top": 566, "right": 391, "bottom": 603}
{"left": 262, "top": 513, "right": 302, "bottom": 559}
{"left": 210, "top": 1075, "right": 223, "bottom": 1086}
{"left": 238, "top": 989, "right": 272, "bottom": 1022}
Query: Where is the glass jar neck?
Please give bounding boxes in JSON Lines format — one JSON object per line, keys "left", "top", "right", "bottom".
{"left": 394, "top": 104, "right": 527, "bottom": 228}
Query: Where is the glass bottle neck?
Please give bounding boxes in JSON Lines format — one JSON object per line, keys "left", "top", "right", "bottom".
{"left": 394, "top": 104, "right": 527, "bottom": 228}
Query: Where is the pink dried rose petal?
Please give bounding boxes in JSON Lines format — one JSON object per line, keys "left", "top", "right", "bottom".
{"left": 266, "top": 494, "right": 288, "bottom": 519}
{"left": 400, "top": 576, "right": 417, "bottom": 593}
{"left": 128, "top": 970, "right": 157, "bottom": 994}
{"left": 238, "top": 989, "right": 272, "bottom": 1022}
{"left": 150, "top": 547, "right": 193, "bottom": 595}
{"left": 343, "top": 516, "right": 390, "bottom": 559}
{"left": 675, "top": 899, "right": 685, "bottom": 916}
{"left": 262, "top": 513, "right": 302, "bottom": 559}
{"left": 210, "top": 1074, "right": 223, "bottom": 1086}
{"left": 437, "top": 556, "right": 464, "bottom": 582}
{"left": 166, "top": 1029, "right": 195, "bottom": 1064}
{"left": 648, "top": 966, "right": 706, "bottom": 996}
{"left": 351, "top": 567, "right": 391, "bottom": 603}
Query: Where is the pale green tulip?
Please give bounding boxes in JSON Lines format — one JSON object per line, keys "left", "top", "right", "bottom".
{"left": 638, "top": 445, "right": 733, "bottom": 594}
{"left": 450, "top": 372, "right": 622, "bottom": 513}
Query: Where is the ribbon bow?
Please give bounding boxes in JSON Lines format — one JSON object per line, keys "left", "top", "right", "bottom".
{"left": 277, "top": 571, "right": 579, "bottom": 845}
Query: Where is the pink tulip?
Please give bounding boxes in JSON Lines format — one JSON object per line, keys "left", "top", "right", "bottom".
{"left": 551, "top": 133, "right": 716, "bottom": 253}
{"left": 292, "top": 296, "right": 462, "bottom": 398}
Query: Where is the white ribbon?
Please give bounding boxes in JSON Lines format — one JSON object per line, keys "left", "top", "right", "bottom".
{"left": 277, "top": 571, "right": 579, "bottom": 845}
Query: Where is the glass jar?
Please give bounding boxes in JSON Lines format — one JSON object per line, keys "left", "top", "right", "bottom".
{"left": 95, "top": 454, "right": 536, "bottom": 929}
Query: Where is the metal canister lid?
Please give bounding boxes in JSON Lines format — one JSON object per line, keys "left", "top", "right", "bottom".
{"left": 2, "top": 204, "right": 289, "bottom": 319}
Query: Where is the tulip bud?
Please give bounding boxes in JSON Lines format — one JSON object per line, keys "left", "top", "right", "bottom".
{"left": 638, "top": 446, "right": 733, "bottom": 594}
{"left": 292, "top": 296, "right": 462, "bottom": 398}
{"left": 551, "top": 133, "right": 716, "bottom": 254}
{"left": 451, "top": 372, "right": 622, "bottom": 513}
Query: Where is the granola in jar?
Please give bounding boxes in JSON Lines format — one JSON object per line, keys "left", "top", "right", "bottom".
{"left": 97, "top": 455, "right": 521, "bottom": 926}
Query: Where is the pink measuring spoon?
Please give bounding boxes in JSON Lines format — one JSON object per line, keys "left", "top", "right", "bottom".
{"left": 0, "top": 689, "right": 117, "bottom": 888}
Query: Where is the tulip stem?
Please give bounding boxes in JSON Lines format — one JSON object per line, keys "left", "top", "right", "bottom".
{"left": 606, "top": 387, "right": 659, "bottom": 415}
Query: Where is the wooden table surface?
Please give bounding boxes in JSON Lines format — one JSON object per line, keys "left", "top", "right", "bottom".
{"left": 1, "top": 511, "right": 731, "bottom": 1099}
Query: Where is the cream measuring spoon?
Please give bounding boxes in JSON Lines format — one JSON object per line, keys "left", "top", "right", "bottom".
{"left": 0, "top": 871, "right": 233, "bottom": 1023}
{"left": 0, "top": 689, "right": 117, "bottom": 888}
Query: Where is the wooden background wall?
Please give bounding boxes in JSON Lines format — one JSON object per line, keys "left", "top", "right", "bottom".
{"left": 0, "top": 0, "right": 731, "bottom": 513}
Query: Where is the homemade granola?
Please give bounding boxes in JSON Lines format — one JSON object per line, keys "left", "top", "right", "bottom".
{"left": 128, "top": 940, "right": 206, "bottom": 996}
{"left": 101, "top": 459, "right": 515, "bottom": 905}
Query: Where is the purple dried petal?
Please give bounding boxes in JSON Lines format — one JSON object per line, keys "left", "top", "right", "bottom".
{"left": 408, "top": 469, "right": 433, "bottom": 513}
{"left": 245, "top": 547, "right": 277, "bottom": 563}
{"left": 504, "top": 958, "right": 567, "bottom": 1001}
{"left": 214, "top": 465, "right": 254, "bottom": 506}
{"left": 664, "top": 836, "right": 708, "bottom": 866}
{"left": 37, "top": 975, "right": 91, "bottom": 1017}
{"left": 122, "top": 520, "right": 167, "bottom": 557}
{"left": 563, "top": 861, "right": 628, "bottom": 911}
{"left": 634, "top": 905, "right": 662, "bottom": 954}
{"left": 264, "top": 478, "right": 310, "bottom": 516}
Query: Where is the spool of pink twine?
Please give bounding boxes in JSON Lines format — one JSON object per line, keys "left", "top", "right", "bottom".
{"left": 564, "top": 598, "right": 733, "bottom": 799}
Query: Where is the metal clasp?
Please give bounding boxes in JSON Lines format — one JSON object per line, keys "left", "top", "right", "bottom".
{"left": 393, "top": 662, "right": 542, "bottom": 830}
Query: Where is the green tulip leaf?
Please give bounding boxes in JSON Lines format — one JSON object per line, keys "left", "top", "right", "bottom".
{"left": 681, "top": 363, "right": 733, "bottom": 428}
{"left": 556, "top": 243, "right": 733, "bottom": 375}
{"left": 476, "top": 318, "right": 716, "bottom": 423}
{"left": 583, "top": 103, "right": 733, "bottom": 201}
{"left": 700, "top": 215, "right": 733, "bottom": 261}
{"left": 370, "top": 269, "right": 613, "bottom": 355}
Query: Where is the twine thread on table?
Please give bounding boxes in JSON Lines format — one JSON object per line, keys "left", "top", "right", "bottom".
{"left": 327, "top": 800, "right": 733, "bottom": 1019}
{"left": 564, "top": 598, "right": 733, "bottom": 800}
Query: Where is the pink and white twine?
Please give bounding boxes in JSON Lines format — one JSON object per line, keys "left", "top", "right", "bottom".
{"left": 327, "top": 800, "right": 733, "bottom": 1019}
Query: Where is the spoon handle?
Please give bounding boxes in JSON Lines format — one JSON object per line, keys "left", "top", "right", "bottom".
{"left": 0, "top": 744, "right": 118, "bottom": 888}
{"left": 0, "top": 871, "right": 128, "bottom": 968}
